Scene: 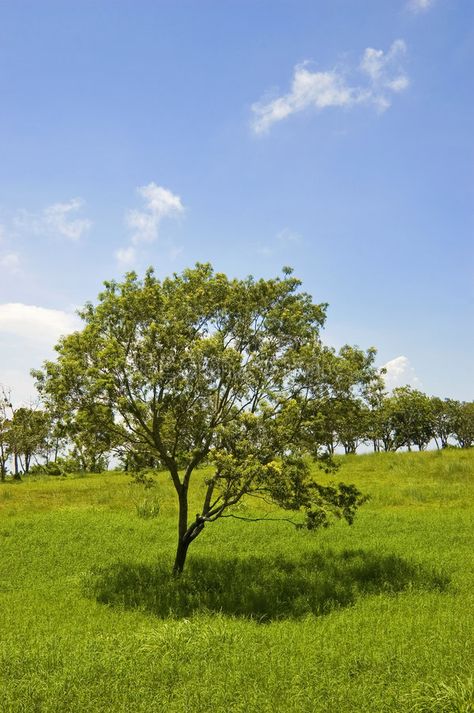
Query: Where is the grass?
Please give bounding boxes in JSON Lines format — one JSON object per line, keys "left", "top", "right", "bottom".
{"left": 0, "top": 449, "right": 473, "bottom": 712}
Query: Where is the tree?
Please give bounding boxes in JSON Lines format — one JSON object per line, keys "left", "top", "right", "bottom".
{"left": 387, "top": 387, "right": 434, "bottom": 451}
{"left": 452, "top": 401, "right": 474, "bottom": 449}
{"left": 365, "top": 375, "right": 388, "bottom": 452}
{"left": 60, "top": 404, "right": 116, "bottom": 472}
{"left": 430, "top": 397, "right": 457, "bottom": 449}
{"left": 0, "top": 388, "right": 12, "bottom": 482}
{"left": 7, "top": 407, "right": 51, "bottom": 475}
{"left": 34, "top": 264, "right": 367, "bottom": 574}
{"left": 302, "top": 345, "right": 383, "bottom": 455}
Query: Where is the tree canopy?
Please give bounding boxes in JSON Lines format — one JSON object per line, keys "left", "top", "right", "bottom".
{"left": 34, "top": 264, "right": 367, "bottom": 573}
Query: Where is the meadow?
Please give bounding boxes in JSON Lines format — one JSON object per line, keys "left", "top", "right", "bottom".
{"left": 0, "top": 449, "right": 473, "bottom": 712}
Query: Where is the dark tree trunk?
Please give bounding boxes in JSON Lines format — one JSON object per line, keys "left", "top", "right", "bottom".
{"left": 13, "top": 453, "right": 21, "bottom": 480}
{"left": 173, "top": 487, "right": 190, "bottom": 575}
{"left": 173, "top": 537, "right": 190, "bottom": 575}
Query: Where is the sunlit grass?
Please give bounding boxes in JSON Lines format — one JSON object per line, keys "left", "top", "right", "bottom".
{"left": 0, "top": 449, "right": 473, "bottom": 712}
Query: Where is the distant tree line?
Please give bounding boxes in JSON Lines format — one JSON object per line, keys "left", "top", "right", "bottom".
{"left": 1, "top": 372, "right": 472, "bottom": 481}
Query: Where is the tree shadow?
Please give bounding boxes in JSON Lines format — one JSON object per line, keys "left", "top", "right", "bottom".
{"left": 85, "top": 549, "right": 449, "bottom": 622}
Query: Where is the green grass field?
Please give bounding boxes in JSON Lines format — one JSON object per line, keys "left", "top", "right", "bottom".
{"left": 1, "top": 449, "right": 473, "bottom": 712}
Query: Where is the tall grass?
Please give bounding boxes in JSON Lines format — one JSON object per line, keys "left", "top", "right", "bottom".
{"left": 0, "top": 449, "right": 473, "bottom": 712}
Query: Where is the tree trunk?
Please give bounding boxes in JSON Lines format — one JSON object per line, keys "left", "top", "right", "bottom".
{"left": 173, "top": 486, "right": 189, "bottom": 575}
{"left": 13, "top": 453, "right": 21, "bottom": 480}
{"left": 173, "top": 537, "right": 190, "bottom": 575}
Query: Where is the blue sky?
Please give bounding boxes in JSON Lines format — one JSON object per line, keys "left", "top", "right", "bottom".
{"left": 0, "top": 0, "right": 472, "bottom": 403}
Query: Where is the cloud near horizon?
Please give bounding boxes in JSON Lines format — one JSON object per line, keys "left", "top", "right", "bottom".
{"left": 0, "top": 303, "right": 79, "bottom": 344}
{"left": 251, "top": 39, "right": 409, "bottom": 134}
{"left": 381, "top": 355, "right": 421, "bottom": 391}
{"left": 0, "top": 303, "right": 80, "bottom": 405}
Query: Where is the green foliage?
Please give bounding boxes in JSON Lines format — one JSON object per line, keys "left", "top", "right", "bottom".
{"left": 6, "top": 407, "right": 51, "bottom": 474}
{"left": 302, "top": 344, "right": 383, "bottom": 455}
{"left": 452, "top": 401, "right": 474, "bottom": 449}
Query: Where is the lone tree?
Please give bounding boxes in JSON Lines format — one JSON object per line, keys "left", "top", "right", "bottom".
{"left": 34, "top": 264, "right": 366, "bottom": 574}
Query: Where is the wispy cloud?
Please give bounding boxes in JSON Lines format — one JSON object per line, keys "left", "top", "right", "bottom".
{"left": 116, "top": 183, "right": 185, "bottom": 267}
{"left": 127, "top": 183, "right": 184, "bottom": 245}
{"left": 359, "top": 40, "right": 409, "bottom": 110}
{"left": 16, "top": 198, "right": 92, "bottom": 241}
{"left": 42, "top": 198, "right": 92, "bottom": 241}
{"left": 407, "top": 0, "right": 435, "bottom": 13}
{"left": 251, "top": 40, "right": 409, "bottom": 134}
{"left": 381, "top": 355, "right": 421, "bottom": 391}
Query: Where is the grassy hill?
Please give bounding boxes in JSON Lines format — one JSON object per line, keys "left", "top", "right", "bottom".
{"left": 1, "top": 449, "right": 473, "bottom": 712}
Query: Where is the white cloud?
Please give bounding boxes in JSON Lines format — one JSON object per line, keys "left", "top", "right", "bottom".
{"left": 0, "top": 252, "right": 20, "bottom": 273}
{"left": 115, "top": 246, "right": 137, "bottom": 267}
{"left": 16, "top": 198, "right": 92, "bottom": 241}
{"left": 116, "top": 183, "right": 185, "bottom": 267}
{"left": 251, "top": 40, "right": 409, "bottom": 134}
{"left": 127, "top": 183, "right": 184, "bottom": 245}
{"left": 407, "top": 0, "right": 435, "bottom": 13}
{"left": 381, "top": 355, "right": 422, "bottom": 391}
{"left": 0, "top": 303, "right": 79, "bottom": 344}
{"left": 359, "top": 39, "right": 409, "bottom": 111}
{"left": 0, "top": 303, "right": 80, "bottom": 405}
{"left": 252, "top": 66, "right": 357, "bottom": 135}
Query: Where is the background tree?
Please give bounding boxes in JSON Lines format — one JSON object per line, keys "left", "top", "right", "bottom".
{"left": 387, "top": 387, "right": 434, "bottom": 451}
{"left": 302, "top": 345, "right": 383, "bottom": 455}
{"left": 430, "top": 397, "right": 457, "bottom": 449}
{"left": 34, "top": 264, "right": 367, "bottom": 574}
{"left": 65, "top": 405, "right": 116, "bottom": 472}
{"left": 365, "top": 375, "right": 388, "bottom": 452}
{"left": 0, "top": 389, "right": 12, "bottom": 482}
{"left": 451, "top": 401, "right": 474, "bottom": 448}
{"left": 7, "top": 408, "right": 51, "bottom": 475}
